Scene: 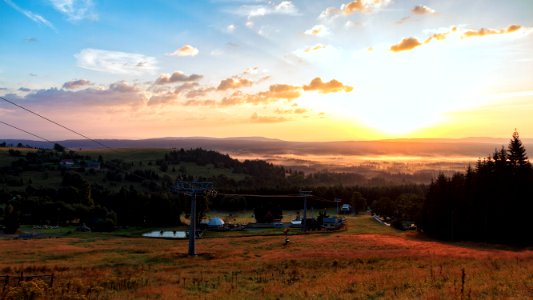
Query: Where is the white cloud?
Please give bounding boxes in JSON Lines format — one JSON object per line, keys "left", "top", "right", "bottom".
{"left": 210, "top": 49, "right": 223, "bottom": 56}
{"left": 75, "top": 48, "right": 158, "bottom": 75}
{"left": 248, "top": 6, "right": 267, "bottom": 17}
{"left": 227, "top": 24, "right": 236, "bottom": 33}
{"left": 275, "top": 1, "right": 297, "bottom": 14}
{"left": 3, "top": 0, "right": 55, "bottom": 29}
{"left": 50, "top": 0, "right": 97, "bottom": 21}
{"left": 168, "top": 44, "right": 199, "bottom": 57}
{"left": 319, "top": 7, "right": 341, "bottom": 20}
{"left": 236, "top": 1, "right": 299, "bottom": 19}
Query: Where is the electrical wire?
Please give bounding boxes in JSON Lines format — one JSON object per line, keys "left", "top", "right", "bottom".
{"left": 1, "top": 120, "right": 55, "bottom": 145}
{"left": 0, "top": 120, "right": 73, "bottom": 151}
{"left": 0, "top": 96, "right": 115, "bottom": 151}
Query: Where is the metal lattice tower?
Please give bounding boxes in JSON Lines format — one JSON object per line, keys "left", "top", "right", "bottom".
{"left": 300, "top": 190, "right": 312, "bottom": 232}
{"left": 175, "top": 180, "right": 216, "bottom": 256}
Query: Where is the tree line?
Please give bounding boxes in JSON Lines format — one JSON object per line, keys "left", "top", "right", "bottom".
{"left": 419, "top": 130, "right": 533, "bottom": 245}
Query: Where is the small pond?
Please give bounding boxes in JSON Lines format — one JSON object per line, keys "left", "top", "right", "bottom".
{"left": 142, "top": 231, "right": 187, "bottom": 239}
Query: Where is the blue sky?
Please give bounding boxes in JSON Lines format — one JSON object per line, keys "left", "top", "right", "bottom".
{"left": 1, "top": 0, "right": 533, "bottom": 140}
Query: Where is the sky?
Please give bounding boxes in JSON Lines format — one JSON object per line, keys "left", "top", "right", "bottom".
{"left": 1, "top": 0, "right": 533, "bottom": 141}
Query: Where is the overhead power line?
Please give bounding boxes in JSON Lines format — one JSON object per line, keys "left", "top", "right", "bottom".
{"left": 0, "top": 120, "right": 68, "bottom": 149}
{"left": 0, "top": 96, "right": 114, "bottom": 151}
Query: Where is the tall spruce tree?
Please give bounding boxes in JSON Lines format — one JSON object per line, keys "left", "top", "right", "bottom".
{"left": 508, "top": 129, "right": 530, "bottom": 169}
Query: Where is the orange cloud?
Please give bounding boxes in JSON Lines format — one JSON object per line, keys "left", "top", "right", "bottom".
{"left": 168, "top": 44, "right": 199, "bottom": 57}
{"left": 304, "top": 25, "right": 329, "bottom": 36}
{"left": 423, "top": 32, "right": 449, "bottom": 44}
{"left": 412, "top": 5, "right": 435, "bottom": 15}
{"left": 463, "top": 24, "right": 522, "bottom": 37}
{"left": 259, "top": 84, "right": 301, "bottom": 100}
{"left": 217, "top": 77, "right": 253, "bottom": 90}
{"left": 219, "top": 84, "right": 301, "bottom": 107}
{"left": 155, "top": 71, "right": 202, "bottom": 84}
{"left": 275, "top": 107, "right": 308, "bottom": 115}
{"left": 341, "top": 0, "right": 391, "bottom": 14}
{"left": 507, "top": 24, "right": 523, "bottom": 33}
{"left": 183, "top": 99, "right": 217, "bottom": 106}
{"left": 303, "top": 77, "right": 353, "bottom": 93}
{"left": 250, "top": 112, "right": 288, "bottom": 123}
{"left": 342, "top": 0, "right": 364, "bottom": 13}
{"left": 390, "top": 24, "right": 525, "bottom": 53}
{"left": 156, "top": 77, "right": 350, "bottom": 108}
{"left": 304, "top": 44, "right": 326, "bottom": 53}
{"left": 390, "top": 37, "right": 422, "bottom": 52}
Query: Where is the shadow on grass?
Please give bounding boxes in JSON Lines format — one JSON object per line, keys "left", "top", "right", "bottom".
{"left": 404, "top": 230, "right": 533, "bottom": 252}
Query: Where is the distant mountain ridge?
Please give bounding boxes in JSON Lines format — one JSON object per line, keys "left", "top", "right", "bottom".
{"left": 3, "top": 136, "right": 532, "bottom": 158}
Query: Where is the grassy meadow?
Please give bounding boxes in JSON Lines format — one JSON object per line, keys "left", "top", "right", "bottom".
{"left": 1, "top": 215, "right": 532, "bottom": 299}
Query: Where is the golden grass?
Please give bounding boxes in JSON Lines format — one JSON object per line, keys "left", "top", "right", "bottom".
{"left": 0, "top": 218, "right": 532, "bottom": 299}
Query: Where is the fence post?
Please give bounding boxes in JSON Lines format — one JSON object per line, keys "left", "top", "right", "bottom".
{"left": 2, "top": 275, "right": 9, "bottom": 292}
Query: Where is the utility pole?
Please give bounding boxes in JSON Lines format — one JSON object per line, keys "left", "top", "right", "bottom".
{"left": 175, "top": 180, "right": 216, "bottom": 256}
{"left": 189, "top": 192, "right": 197, "bottom": 256}
{"left": 300, "top": 190, "right": 312, "bottom": 232}
{"left": 335, "top": 198, "right": 341, "bottom": 215}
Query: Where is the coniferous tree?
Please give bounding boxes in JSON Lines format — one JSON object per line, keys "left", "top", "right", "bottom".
{"left": 508, "top": 130, "right": 530, "bottom": 169}
{"left": 3, "top": 204, "right": 20, "bottom": 234}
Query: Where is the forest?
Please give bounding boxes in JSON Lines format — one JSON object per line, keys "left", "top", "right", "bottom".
{"left": 1, "top": 131, "right": 532, "bottom": 245}
{"left": 420, "top": 131, "right": 533, "bottom": 245}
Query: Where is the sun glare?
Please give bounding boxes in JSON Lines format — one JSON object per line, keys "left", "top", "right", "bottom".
{"left": 298, "top": 33, "right": 517, "bottom": 137}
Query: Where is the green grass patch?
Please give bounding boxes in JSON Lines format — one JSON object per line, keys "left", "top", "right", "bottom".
{"left": 344, "top": 215, "right": 403, "bottom": 235}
